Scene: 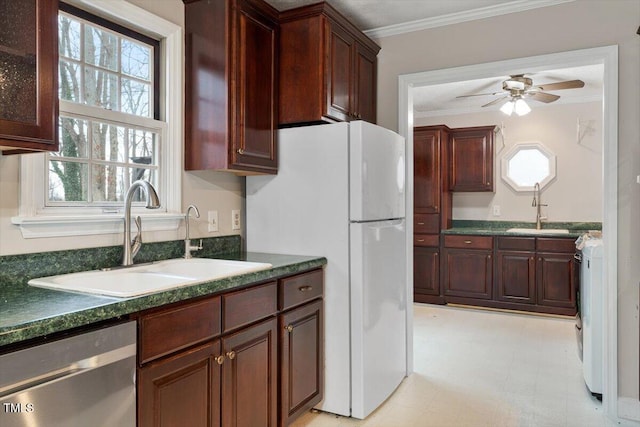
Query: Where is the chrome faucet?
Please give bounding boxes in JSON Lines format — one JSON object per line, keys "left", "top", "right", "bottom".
{"left": 532, "top": 182, "right": 548, "bottom": 230}
{"left": 184, "top": 204, "right": 203, "bottom": 259}
{"left": 122, "top": 180, "right": 161, "bottom": 266}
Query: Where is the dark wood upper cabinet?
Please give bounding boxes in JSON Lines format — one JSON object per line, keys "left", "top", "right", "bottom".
{"left": 279, "top": 2, "right": 380, "bottom": 126}
{"left": 0, "top": 0, "right": 58, "bottom": 152}
{"left": 184, "top": 0, "right": 278, "bottom": 174}
{"left": 449, "top": 126, "right": 496, "bottom": 192}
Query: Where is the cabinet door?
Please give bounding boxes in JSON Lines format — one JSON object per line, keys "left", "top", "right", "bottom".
{"left": 443, "top": 249, "right": 493, "bottom": 299}
{"left": 414, "top": 246, "right": 440, "bottom": 297}
{"left": 184, "top": 0, "right": 277, "bottom": 174}
{"left": 0, "top": 0, "right": 58, "bottom": 151}
{"left": 326, "top": 24, "right": 353, "bottom": 122}
{"left": 231, "top": 0, "right": 278, "bottom": 172}
{"left": 353, "top": 42, "right": 376, "bottom": 123}
{"left": 138, "top": 341, "right": 221, "bottom": 427}
{"left": 495, "top": 251, "right": 536, "bottom": 304}
{"left": 221, "top": 318, "right": 278, "bottom": 427}
{"left": 449, "top": 127, "right": 494, "bottom": 192}
{"left": 280, "top": 300, "right": 323, "bottom": 426}
{"left": 414, "top": 129, "right": 441, "bottom": 213}
{"left": 536, "top": 252, "right": 576, "bottom": 309}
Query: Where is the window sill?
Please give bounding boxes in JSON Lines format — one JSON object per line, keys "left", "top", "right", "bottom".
{"left": 11, "top": 213, "right": 183, "bottom": 239}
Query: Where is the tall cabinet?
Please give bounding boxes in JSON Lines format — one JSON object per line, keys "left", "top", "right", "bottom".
{"left": 0, "top": 0, "right": 58, "bottom": 152}
{"left": 413, "top": 125, "right": 451, "bottom": 304}
{"left": 183, "top": 0, "right": 279, "bottom": 174}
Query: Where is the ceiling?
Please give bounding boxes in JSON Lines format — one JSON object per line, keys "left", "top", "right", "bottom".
{"left": 265, "top": 0, "right": 601, "bottom": 116}
{"left": 413, "top": 65, "right": 604, "bottom": 118}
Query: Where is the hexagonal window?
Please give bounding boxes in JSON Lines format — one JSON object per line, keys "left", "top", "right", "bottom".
{"left": 501, "top": 142, "right": 556, "bottom": 192}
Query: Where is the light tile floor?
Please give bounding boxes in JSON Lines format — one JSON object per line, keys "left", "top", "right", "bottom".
{"left": 291, "top": 304, "right": 614, "bottom": 427}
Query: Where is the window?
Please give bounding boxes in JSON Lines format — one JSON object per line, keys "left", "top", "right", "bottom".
{"left": 13, "top": 0, "right": 183, "bottom": 238}
{"left": 501, "top": 141, "right": 557, "bottom": 192}
{"left": 53, "top": 4, "right": 159, "bottom": 207}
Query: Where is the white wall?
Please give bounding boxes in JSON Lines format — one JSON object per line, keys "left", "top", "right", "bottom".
{"left": 416, "top": 101, "right": 603, "bottom": 222}
{"left": 0, "top": 0, "right": 244, "bottom": 256}
{"left": 374, "top": 0, "right": 640, "bottom": 408}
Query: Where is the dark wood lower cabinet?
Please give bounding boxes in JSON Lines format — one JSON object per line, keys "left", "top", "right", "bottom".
{"left": 222, "top": 318, "right": 278, "bottom": 427}
{"left": 536, "top": 252, "right": 576, "bottom": 309}
{"left": 425, "top": 235, "right": 576, "bottom": 316}
{"left": 139, "top": 341, "right": 221, "bottom": 427}
{"left": 279, "top": 300, "right": 323, "bottom": 427}
{"left": 414, "top": 246, "right": 442, "bottom": 303}
{"left": 495, "top": 251, "right": 536, "bottom": 304}
{"left": 137, "top": 268, "right": 324, "bottom": 427}
{"left": 442, "top": 248, "right": 493, "bottom": 300}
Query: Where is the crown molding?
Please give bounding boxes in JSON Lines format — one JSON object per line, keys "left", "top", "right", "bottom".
{"left": 364, "top": 0, "right": 575, "bottom": 39}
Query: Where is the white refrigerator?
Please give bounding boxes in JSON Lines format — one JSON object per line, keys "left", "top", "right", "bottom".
{"left": 246, "top": 121, "right": 407, "bottom": 419}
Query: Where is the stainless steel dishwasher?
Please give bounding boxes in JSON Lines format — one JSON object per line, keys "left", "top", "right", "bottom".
{"left": 0, "top": 321, "right": 136, "bottom": 427}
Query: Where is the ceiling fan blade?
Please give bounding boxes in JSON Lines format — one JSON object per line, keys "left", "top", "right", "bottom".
{"left": 533, "top": 79, "right": 585, "bottom": 91}
{"left": 527, "top": 92, "right": 561, "bottom": 103}
{"left": 456, "top": 91, "right": 502, "bottom": 98}
{"left": 482, "top": 96, "right": 509, "bottom": 108}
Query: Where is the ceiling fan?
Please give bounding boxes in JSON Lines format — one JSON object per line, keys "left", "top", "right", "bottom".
{"left": 457, "top": 74, "right": 585, "bottom": 115}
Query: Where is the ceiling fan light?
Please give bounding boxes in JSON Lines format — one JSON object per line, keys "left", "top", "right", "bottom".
{"left": 500, "top": 100, "right": 515, "bottom": 115}
{"left": 514, "top": 98, "right": 531, "bottom": 116}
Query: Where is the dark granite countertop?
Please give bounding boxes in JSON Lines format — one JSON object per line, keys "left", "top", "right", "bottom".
{"left": 0, "top": 251, "right": 326, "bottom": 348}
{"left": 441, "top": 220, "right": 602, "bottom": 238}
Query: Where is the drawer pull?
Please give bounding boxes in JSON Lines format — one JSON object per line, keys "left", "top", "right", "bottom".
{"left": 298, "top": 285, "right": 313, "bottom": 292}
{"left": 417, "top": 239, "right": 425, "bottom": 242}
{"left": 285, "top": 325, "right": 294, "bottom": 333}
{"left": 464, "top": 240, "right": 472, "bottom": 244}
{"left": 417, "top": 222, "right": 425, "bottom": 225}
{"left": 226, "top": 351, "right": 236, "bottom": 360}
{"left": 215, "top": 355, "right": 225, "bottom": 365}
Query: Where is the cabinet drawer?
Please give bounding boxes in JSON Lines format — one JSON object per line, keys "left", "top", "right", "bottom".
{"left": 497, "top": 236, "right": 535, "bottom": 251}
{"left": 280, "top": 269, "right": 323, "bottom": 311}
{"left": 223, "top": 282, "right": 277, "bottom": 332}
{"left": 536, "top": 237, "right": 576, "bottom": 253}
{"left": 414, "top": 213, "right": 439, "bottom": 234}
{"left": 140, "top": 296, "right": 221, "bottom": 364}
{"left": 444, "top": 235, "right": 493, "bottom": 250}
{"left": 414, "top": 234, "right": 439, "bottom": 247}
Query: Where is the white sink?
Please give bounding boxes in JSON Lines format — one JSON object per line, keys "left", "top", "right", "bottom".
{"left": 28, "top": 258, "right": 272, "bottom": 298}
{"left": 507, "top": 228, "right": 570, "bottom": 235}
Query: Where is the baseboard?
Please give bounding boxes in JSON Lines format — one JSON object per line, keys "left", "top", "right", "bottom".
{"left": 617, "top": 397, "right": 640, "bottom": 424}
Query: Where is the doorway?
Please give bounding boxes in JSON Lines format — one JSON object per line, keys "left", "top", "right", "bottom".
{"left": 398, "top": 46, "right": 618, "bottom": 417}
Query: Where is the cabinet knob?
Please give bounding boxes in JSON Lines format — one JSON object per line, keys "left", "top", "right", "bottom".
{"left": 226, "top": 351, "right": 236, "bottom": 360}
{"left": 434, "top": 206, "right": 438, "bottom": 210}
{"left": 215, "top": 355, "right": 225, "bottom": 365}
{"left": 237, "top": 148, "right": 244, "bottom": 155}
{"left": 486, "top": 182, "right": 491, "bottom": 185}
{"left": 285, "top": 325, "right": 293, "bottom": 333}
{"left": 298, "top": 285, "right": 313, "bottom": 292}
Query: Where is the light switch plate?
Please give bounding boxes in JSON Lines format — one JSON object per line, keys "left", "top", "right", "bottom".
{"left": 208, "top": 210, "right": 219, "bottom": 232}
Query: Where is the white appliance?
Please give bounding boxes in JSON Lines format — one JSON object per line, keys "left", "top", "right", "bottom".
{"left": 246, "top": 121, "right": 407, "bottom": 419}
{"left": 580, "top": 238, "right": 603, "bottom": 398}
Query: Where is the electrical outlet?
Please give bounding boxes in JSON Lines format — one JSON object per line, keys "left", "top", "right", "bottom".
{"left": 231, "top": 209, "right": 241, "bottom": 230}
{"left": 207, "top": 210, "right": 218, "bottom": 232}
{"left": 493, "top": 205, "right": 501, "bottom": 216}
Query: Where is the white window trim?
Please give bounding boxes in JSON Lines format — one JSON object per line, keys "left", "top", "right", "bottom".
{"left": 12, "top": 0, "right": 184, "bottom": 238}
